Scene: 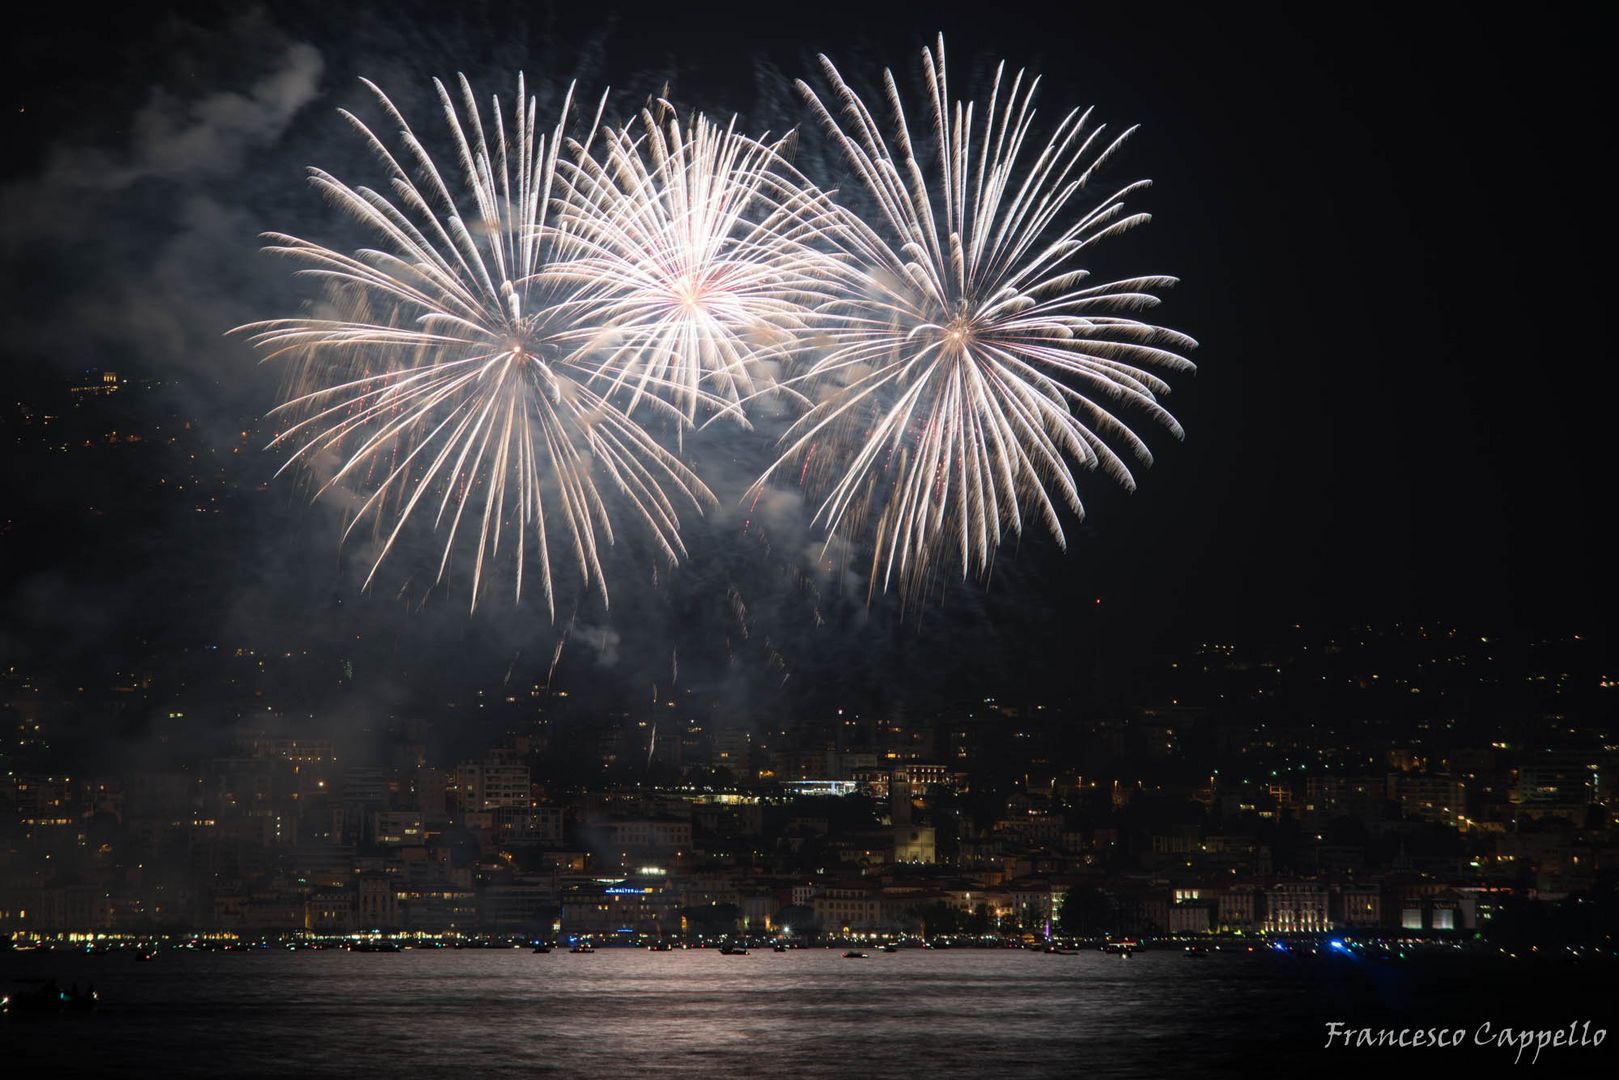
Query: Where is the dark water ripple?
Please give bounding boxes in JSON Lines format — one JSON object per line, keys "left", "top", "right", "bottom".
{"left": 2, "top": 948, "right": 1613, "bottom": 1077}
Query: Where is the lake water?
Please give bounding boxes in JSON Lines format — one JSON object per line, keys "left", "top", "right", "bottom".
{"left": 2, "top": 946, "right": 1613, "bottom": 1076}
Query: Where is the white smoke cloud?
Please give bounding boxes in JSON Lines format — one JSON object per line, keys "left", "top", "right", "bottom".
{"left": 0, "top": 33, "right": 324, "bottom": 414}
{"left": 51, "top": 43, "right": 322, "bottom": 194}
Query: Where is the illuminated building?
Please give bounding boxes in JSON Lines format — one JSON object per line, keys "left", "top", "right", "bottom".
{"left": 894, "top": 825, "right": 936, "bottom": 864}
{"left": 372, "top": 810, "right": 424, "bottom": 847}
{"left": 1264, "top": 882, "right": 1329, "bottom": 934}
{"left": 1333, "top": 884, "right": 1382, "bottom": 928}
{"left": 305, "top": 891, "right": 355, "bottom": 932}
{"left": 453, "top": 755, "right": 531, "bottom": 812}
{"left": 560, "top": 879, "right": 678, "bottom": 936}
{"left": 68, "top": 369, "right": 121, "bottom": 397}
{"left": 357, "top": 874, "right": 399, "bottom": 929}
{"left": 810, "top": 883, "right": 883, "bottom": 932}
{"left": 1387, "top": 774, "right": 1467, "bottom": 828}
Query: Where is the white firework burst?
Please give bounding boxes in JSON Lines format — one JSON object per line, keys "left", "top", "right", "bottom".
{"left": 554, "top": 101, "right": 848, "bottom": 426}
{"left": 755, "top": 36, "right": 1197, "bottom": 599}
{"left": 236, "top": 75, "right": 715, "bottom": 615}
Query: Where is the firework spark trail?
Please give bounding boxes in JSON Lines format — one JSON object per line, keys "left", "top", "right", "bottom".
{"left": 752, "top": 36, "right": 1196, "bottom": 600}
{"left": 235, "top": 75, "right": 716, "bottom": 615}
{"left": 240, "top": 47, "right": 1195, "bottom": 623}
{"left": 552, "top": 102, "right": 848, "bottom": 427}
{"left": 547, "top": 607, "right": 574, "bottom": 687}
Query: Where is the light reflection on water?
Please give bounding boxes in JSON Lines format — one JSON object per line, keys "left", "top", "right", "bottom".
{"left": 0, "top": 948, "right": 1605, "bottom": 1077}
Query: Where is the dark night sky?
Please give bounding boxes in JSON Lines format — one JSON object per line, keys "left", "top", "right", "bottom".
{"left": 1, "top": 2, "right": 1613, "bottom": 725}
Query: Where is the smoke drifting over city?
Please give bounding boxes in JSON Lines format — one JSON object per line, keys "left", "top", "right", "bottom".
{"left": 2, "top": 5, "right": 1166, "bottom": 753}
{"left": 6, "top": 4, "right": 1608, "bottom": 758}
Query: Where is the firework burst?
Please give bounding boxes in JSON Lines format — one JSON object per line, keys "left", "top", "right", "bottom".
{"left": 755, "top": 36, "right": 1196, "bottom": 599}
{"left": 555, "top": 102, "right": 847, "bottom": 426}
{"left": 236, "top": 75, "right": 715, "bottom": 615}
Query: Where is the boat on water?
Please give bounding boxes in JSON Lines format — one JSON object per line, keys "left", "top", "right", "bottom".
{"left": 843, "top": 950, "right": 867, "bottom": 959}
{"left": 773, "top": 944, "right": 788, "bottom": 952}
{"left": 880, "top": 944, "right": 898, "bottom": 953}
{"left": 8, "top": 980, "right": 98, "bottom": 1012}
{"left": 1044, "top": 945, "right": 1079, "bottom": 955}
{"left": 719, "top": 945, "right": 749, "bottom": 955}
{"left": 569, "top": 944, "right": 595, "bottom": 954}
{"left": 135, "top": 949, "right": 158, "bottom": 962}
{"left": 63, "top": 986, "right": 98, "bottom": 1011}
{"left": 531, "top": 945, "right": 551, "bottom": 954}
{"left": 1102, "top": 939, "right": 1139, "bottom": 957}
{"left": 647, "top": 942, "right": 672, "bottom": 952}
{"left": 1183, "top": 945, "right": 1208, "bottom": 958}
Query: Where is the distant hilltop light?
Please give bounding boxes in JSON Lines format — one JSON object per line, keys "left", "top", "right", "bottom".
{"left": 69, "top": 370, "right": 121, "bottom": 397}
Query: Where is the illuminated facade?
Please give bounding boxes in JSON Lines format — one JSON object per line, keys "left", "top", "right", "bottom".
{"left": 810, "top": 884, "right": 883, "bottom": 932}
{"left": 893, "top": 825, "right": 936, "bottom": 864}
{"left": 1264, "top": 882, "right": 1328, "bottom": 933}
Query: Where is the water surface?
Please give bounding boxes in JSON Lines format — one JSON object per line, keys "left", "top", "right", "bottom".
{"left": 2, "top": 947, "right": 1611, "bottom": 1076}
